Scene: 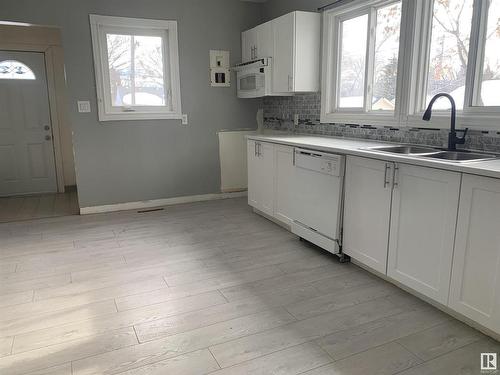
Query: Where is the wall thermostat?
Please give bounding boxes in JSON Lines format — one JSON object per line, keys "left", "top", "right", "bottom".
{"left": 209, "top": 50, "right": 230, "bottom": 87}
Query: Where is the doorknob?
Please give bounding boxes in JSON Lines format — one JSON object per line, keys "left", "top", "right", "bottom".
{"left": 45, "top": 135, "right": 51, "bottom": 141}
{"left": 44, "top": 125, "right": 50, "bottom": 131}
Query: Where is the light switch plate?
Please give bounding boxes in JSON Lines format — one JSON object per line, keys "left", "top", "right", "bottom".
{"left": 181, "top": 114, "right": 188, "bottom": 125}
{"left": 77, "top": 101, "right": 91, "bottom": 113}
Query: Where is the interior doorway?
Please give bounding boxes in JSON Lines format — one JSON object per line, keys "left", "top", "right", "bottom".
{"left": 0, "top": 22, "right": 79, "bottom": 222}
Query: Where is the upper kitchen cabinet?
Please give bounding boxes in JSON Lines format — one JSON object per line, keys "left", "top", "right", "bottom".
{"left": 256, "top": 21, "right": 273, "bottom": 60}
{"left": 387, "top": 164, "right": 461, "bottom": 305}
{"left": 241, "top": 21, "right": 273, "bottom": 62}
{"left": 449, "top": 174, "right": 500, "bottom": 333}
{"left": 240, "top": 11, "right": 320, "bottom": 94}
{"left": 272, "top": 11, "right": 320, "bottom": 94}
{"left": 241, "top": 28, "right": 256, "bottom": 62}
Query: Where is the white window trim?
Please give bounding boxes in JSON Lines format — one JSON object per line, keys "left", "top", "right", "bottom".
{"left": 407, "top": 0, "right": 500, "bottom": 130}
{"left": 89, "top": 14, "right": 182, "bottom": 121}
{"left": 322, "top": 0, "right": 500, "bottom": 131}
{"left": 404, "top": 0, "right": 500, "bottom": 130}
{"left": 321, "top": 0, "right": 406, "bottom": 126}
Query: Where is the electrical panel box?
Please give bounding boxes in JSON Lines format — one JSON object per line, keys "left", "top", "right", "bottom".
{"left": 209, "top": 50, "right": 230, "bottom": 87}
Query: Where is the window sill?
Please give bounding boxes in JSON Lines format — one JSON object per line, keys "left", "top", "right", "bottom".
{"left": 97, "top": 111, "right": 183, "bottom": 122}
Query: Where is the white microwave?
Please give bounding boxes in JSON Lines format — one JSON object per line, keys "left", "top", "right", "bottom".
{"left": 234, "top": 58, "right": 272, "bottom": 98}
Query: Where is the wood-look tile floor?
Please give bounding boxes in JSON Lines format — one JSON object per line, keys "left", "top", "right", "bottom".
{"left": 0, "top": 197, "right": 497, "bottom": 375}
{"left": 0, "top": 189, "right": 79, "bottom": 223}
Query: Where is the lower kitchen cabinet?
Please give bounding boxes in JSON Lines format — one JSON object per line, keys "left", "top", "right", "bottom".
{"left": 343, "top": 156, "right": 393, "bottom": 274}
{"left": 449, "top": 174, "right": 500, "bottom": 333}
{"left": 247, "top": 140, "right": 275, "bottom": 216}
{"left": 387, "top": 164, "right": 461, "bottom": 305}
{"left": 274, "top": 144, "right": 295, "bottom": 225}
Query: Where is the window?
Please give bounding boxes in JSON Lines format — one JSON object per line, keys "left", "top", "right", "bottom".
{"left": 322, "top": 0, "right": 403, "bottom": 124}
{"left": 372, "top": 2, "right": 402, "bottom": 111}
{"left": 424, "top": 0, "right": 474, "bottom": 110}
{"left": 90, "top": 15, "right": 182, "bottom": 121}
{"left": 338, "top": 14, "right": 368, "bottom": 109}
{"left": 322, "top": 0, "right": 500, "bottom": 129}
{"left": 409, "top": 0, "right": 500, "bottom": 127}
{"left": 475, "top": 0, "right": 500, "bottom": 106}
{"left": 0, "top": 60, "right": 35, "bottom": 80}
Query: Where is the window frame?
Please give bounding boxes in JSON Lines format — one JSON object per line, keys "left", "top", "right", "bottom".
{"left": 89, "top": 15, "right": 182, "bottom": 122}
{"left": 321, "top": 0, "right": 406, "bottom": 126}
{"left": 322, "top": 0, "right": 500, "bottom": 131}
{"left": 405, "top": 0, "right": 487, "bottom": 129}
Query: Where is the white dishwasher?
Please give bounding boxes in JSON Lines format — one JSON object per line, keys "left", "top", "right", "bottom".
{"left": 291, "top": 148, "right": 345, "bottom": 255}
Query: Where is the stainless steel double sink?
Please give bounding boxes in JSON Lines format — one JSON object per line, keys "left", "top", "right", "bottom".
{"left": 364, "top": 145, "right": 497, "bottom": 163}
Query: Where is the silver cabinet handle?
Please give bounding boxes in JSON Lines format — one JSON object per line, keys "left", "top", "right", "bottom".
{"left": 384, "top": 163, "right": 391, "bottom": 188}
{"left": 258, "top": 143, "right": 261, "bottom": 157}
{"left": 393, "top": 165, "right": 400, "bottom": 188}
{"left": 254, "top": 142, "right": 257, "bottom": 157}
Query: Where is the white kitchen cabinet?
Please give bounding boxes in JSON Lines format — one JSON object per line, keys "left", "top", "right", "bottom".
{"left": 387, "top": 164, "right": 461, "bottom": 305}
{"left": 241, "top": 22, "right": 273, "bottom": 62}
{"left": 272, "top": 11, "right": 321, "bottom": 93}
{"left": 256, "top": 21, "right": 273, "bottom": 59}
{"left": 274, "top": 144, "right": 295, "bottom": 226}
{"left": 449, "top": 174, "right": 500, "bottom": 333}
{"left": 241, "top": 11, "right": 320, "bottom": 92}
{"left": 241, "top": 28, "right": 256, "bottom": 62}
{"left": 343, "top": 156, "right": 393, "bottom": 274}
{"left": 247, "top": 140, "right": 274, "bottom": 216}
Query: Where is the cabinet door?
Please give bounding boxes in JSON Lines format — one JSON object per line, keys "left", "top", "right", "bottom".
{"left": 343, "top": 157, "right": 393, "bottom": 274}
{"left": 242, "top": 29, "right": 256, "bottom": 62}
{"left": 387, "top": 164, "right": 461, "bottom": 304}
{"left": 258, "top": 142, "right": 275, "bottom": 216}
{"left": 273, "top": 12, "right": 294, "bottom": 93}
{"left": 449, "top": 174, "right": 500, "bottom": 333}
{"left": 247, "top": 140, "right": 259, "bottom": 208}
{"left": 293, "top": 12, "right": 321, "bottom": 92}
{"left": 256, "top": 21, "right": 273, "bottom": 59}
{"left": 274, "top": 145, "right": 295, "bottom": 225}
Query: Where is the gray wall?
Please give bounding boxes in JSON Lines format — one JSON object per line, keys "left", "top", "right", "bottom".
{"left": 262, "top": 0, "right": 330, "bottom": 20}
{"left": 0, "top": 0, "right": 263, "bottom": 207}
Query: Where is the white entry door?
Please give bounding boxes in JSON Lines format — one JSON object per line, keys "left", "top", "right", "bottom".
{"left": 0, "top": 51, "right": 57, "bottom": 196}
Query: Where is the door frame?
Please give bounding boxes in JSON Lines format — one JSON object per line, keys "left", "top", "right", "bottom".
{"left": 0, "top": 22, "right": 72, "bottom": 193}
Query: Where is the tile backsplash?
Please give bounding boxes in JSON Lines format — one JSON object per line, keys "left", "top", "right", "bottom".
{"left": 263, "top": 93, "right": 500, "bottom": 153}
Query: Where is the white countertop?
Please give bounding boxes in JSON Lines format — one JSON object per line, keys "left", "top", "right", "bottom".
{"left": 247, "top": 134, "right": 500, "bottom": 179}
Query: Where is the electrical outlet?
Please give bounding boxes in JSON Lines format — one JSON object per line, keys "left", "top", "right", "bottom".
{"left": 294, "top": 114, "right": 299, "bottom": 126}
{"left": 181, "top": 114, "right": 188, "bottom": 125}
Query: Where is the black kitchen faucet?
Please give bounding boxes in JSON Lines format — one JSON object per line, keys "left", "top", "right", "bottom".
{"left": 422, "top": 93, "right": 469, "bottom": 151}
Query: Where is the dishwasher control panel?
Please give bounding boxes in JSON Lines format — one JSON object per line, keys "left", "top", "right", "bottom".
{"left": 294, "top": 148, "right": 344, "bottom": 177}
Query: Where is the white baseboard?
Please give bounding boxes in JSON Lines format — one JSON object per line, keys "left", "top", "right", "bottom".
{"left": 80, "top": 191, "right": 248, "bottom": 215}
